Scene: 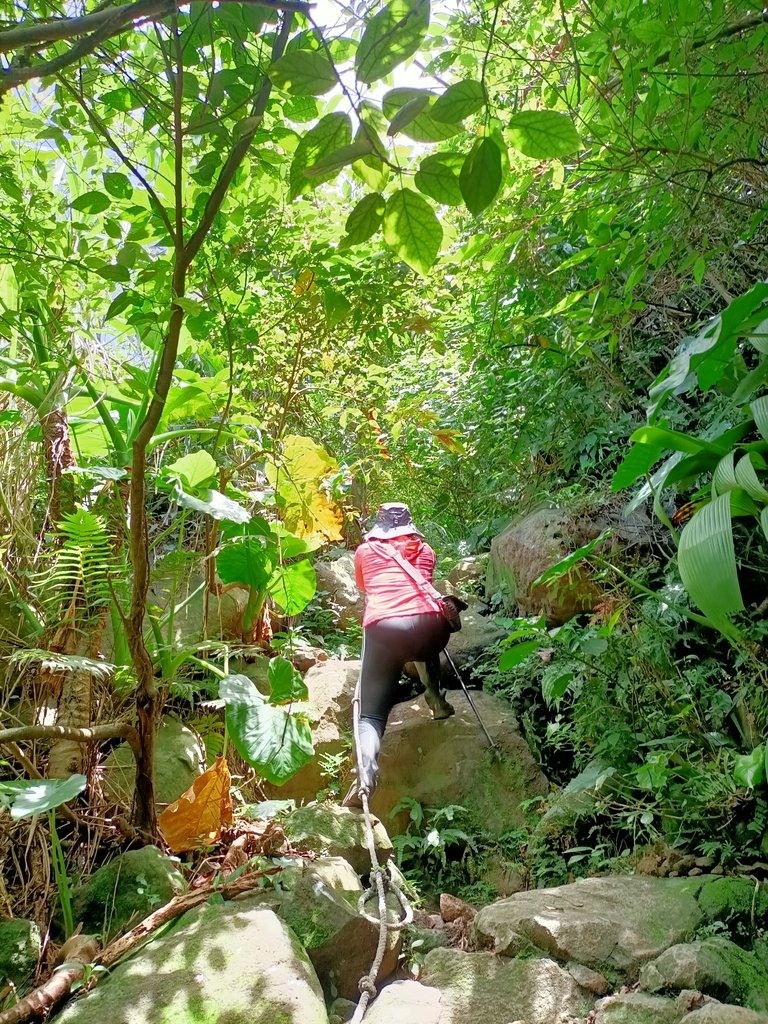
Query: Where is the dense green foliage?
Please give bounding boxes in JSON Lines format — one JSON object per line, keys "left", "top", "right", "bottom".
{"left": 0, "top": 0, "right": 767, "bottom": 953}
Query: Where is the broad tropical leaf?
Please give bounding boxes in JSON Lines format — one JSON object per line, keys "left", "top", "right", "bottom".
{"left": 220, "top": 674, "right": 313, "bottom": 786}
{"left": 383, "top": 188, "right": 443, "bottom": 276}
{"left": 431, "top": 80, "right": 486, "bottom": 123}
{"left": 414, "top": 153, "right": 464, "bottom": 206}
{"left": 0, "top": 775, "right": 87, "bottom": 819}
{"left": 460, "top": 138, "right": 503, "bottom": 216}
{"left": 267, "top": 557, "right": 316, "bottom": 615}
{"left": 508, "top": 110, "right": 581, "bottom": 159}
{"left": 270, "top": 50, "right": 336, "bottom": 96}
{"left": 289, "top": 113, "right": 352, "bottom": 199}
{"left": 677, "top": 494, "right": 744, "bottom": 623}
{"left": 356, "top": 0, "right": 430, "bottom": 84}
{"left": 158, "top": 757, "right": 233, "bottom": 852}
{"left": 342, "top": 192, "right": 386, "bottom": 245}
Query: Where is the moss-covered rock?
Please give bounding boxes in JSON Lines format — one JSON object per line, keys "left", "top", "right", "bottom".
{"left": 247, "top": 856, "right": 400, "bottom": 1002}
{"left": 70, "top": 846, "right": 186, "bottom": 940}
{"left": 0, "top": 919, "right": 41, "bottom": 993}
{"left": 58, "top": 901, "right": 328, "bottom": 1024}
{"left": 679, "top": 1004, "right": 768, "bottom": 1023}
{"left": 102, "top": 718, "right": 204, "bottom": 808}
{"left": 593, "top": 992, "right": 681, "bottom": 1024}
{"left": 697, "top": 878, "right": 768, "bottom": 935}
{"left": 282, "top": 802, "right": 392, "bottom": 875}
{"left": 639, "top": 938, "right": 768, "bottom": 1013}
{"left": 473, "top": 875, "right": 709, "bottom": 980}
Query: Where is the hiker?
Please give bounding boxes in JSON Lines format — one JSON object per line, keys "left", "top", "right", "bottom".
{"left": 343, "top": 502, "right": 456, "bottom": 808}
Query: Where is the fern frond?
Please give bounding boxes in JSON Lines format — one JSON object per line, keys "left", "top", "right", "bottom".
{"left": 36, "top": 507, "right": 113, "bottom": 620}
{"left": 10, "top": 648, "right": 115, "bottom": 679}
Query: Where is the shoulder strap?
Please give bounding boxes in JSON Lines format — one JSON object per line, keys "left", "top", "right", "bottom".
{"left": 369, "top": 540, "right": 443, "bottom": 612}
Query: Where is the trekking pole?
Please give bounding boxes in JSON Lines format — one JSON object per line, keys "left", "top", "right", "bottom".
{"left": 443, "top": 649, "right": 499, "bottom": 752}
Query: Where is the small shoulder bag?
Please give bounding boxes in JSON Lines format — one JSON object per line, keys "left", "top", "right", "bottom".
{"left": 370, "top": 540, "right": 464, "bottom": 633}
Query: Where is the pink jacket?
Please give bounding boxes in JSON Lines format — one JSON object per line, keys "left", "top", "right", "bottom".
{"left": 354, "top": 537, "right": 437, "bottom": 627}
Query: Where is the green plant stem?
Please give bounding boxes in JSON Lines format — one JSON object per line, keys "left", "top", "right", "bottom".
{"left": 48, "top": 809, "right": 74, "bottom": 938}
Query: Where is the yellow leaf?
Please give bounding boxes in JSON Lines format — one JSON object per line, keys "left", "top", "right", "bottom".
{"left": 266, "top": 435, "right": 344, "bottom": 543}
{"left": 432, "top": 429, "right": 466, "bottom": 455}
{"left": 294, "top": 268, "right": 316, "bottom": 295}
{"left": 158, "top": 756, "right": 233, "bottom": 852}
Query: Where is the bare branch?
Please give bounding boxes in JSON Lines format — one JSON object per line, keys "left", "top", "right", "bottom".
{"left": 0, "top": 0, "right": 311, "bottom": 53}
{"left": 0, "top": 723, "right": 135, "bottom": 745}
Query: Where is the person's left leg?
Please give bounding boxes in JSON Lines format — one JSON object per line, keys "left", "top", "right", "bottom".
{"left": 414, "top": 657, "right": 454, "bottom": 719}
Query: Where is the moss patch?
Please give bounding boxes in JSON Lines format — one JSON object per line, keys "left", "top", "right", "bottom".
{"left": 0, "top": 919, "right": 41, "bottom": 993}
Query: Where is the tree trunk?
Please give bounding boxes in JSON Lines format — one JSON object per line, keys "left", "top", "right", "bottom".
{"left": 40, "top": 406, "right": 76, "bottom": 530}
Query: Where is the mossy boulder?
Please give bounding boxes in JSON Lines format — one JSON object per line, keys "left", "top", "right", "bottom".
{"left": 70, "top": 847, "right": 186, "bottom": 940}
{"left": 246, "top": 857, "right": 400, "bottom": 1002}
{"left": 102, "top": 718, "right": 204, "bottom": 808}
{"left": 679, "top": 1004, "right": 768, "bottom": 1023}
{"left": 58, "top": 901, "right": 328, "bottom": 1024}
{"left": 639, "top": 938, "right": 768, "bottom": 1013}
{"left": 374, "top": 691, "right": 548, "bottom": 838}
{"left": 0, "top": 919, "right": 41, "bottom": 993}
{"left": 474, "top": 875, "right": 709, "bottom": 980}
{"left": 593, "top": 992, "right": 681, "bottom": 1024}
{"left": 697, "top": 878, "right": 768, "bottom": 934}
{"left": 282, "top": 802, "right": 392, "bottom": 875}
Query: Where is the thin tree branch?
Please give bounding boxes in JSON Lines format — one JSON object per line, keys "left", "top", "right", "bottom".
{"left": 0, "top": 723, "right": 135, "bottom": 744}
{"left": 0, "top": 0, "right": 310, "bottom": 52}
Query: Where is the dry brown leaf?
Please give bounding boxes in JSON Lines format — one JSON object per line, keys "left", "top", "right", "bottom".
{"left": 158, "top": 756, "right": 233, "bottom": 853}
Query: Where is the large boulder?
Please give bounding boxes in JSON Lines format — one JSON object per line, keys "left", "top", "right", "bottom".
{"left": 487, "top": 507, "right": 601, "bottom": 623}
{"left": 102, "top": 717, "right": 205, "bottom": 809}
{"left": 262, "top": 661, "right": 360, "bottom": 803}
{"left": 446, "top": 555, "right": 488, "bottom": 592}
{"left": 473, "top": 875, "right": 709, "bottom": 980}
{"left": 640, "top": 938, "right": 768, "bottom": 1013}
{"left": 70, "top": 846, "right": 186, "bottom": 940}
{"left": 365, "top": 948, "right": 589, "bottom": 1024}
{"left": 255, "top": 856, "right": 400, "bottom": 1001}
{"left": 0, "top": 919, "right": 41, "bottom": 993}
{"left": 679, "top": 1006, "right": 768, "bottom": 1024}
{"left": 593, "top": 992, "right": 682, "bottom": 1023}
{"left": 58, "top": 902, "right": 328, "bottom": 1024}
{"left": 315, "top": 552, "right": 365, "bottom": 627}
{"left": 282, "top": 802, "right": 393, "bottom": 875}
{"left": 373, "top": 691, "right": 548, "bottom": 837}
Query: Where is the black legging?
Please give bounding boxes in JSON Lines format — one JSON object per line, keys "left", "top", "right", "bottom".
{"left": 360, "top": 612, "right": 450, "bottom": 737}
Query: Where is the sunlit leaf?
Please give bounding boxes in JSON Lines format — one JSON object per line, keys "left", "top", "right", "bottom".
{"left": 268, "top": 557, "right": 316, "bottom": 615}
{"left": 166, "top": 450, "right": 217, "bottom": 489}
{"left": 460, "top": 138, "right": 503, "bottom": 216}
{"left": 356, "top": 0, "right": 430, "bottom": 84}
{"left": 289, "top": 113, "right": 352, "bottom": 199}
{"left": 414, "top": 153, "right": 464, "bottom": 206}
{"left": 217, "top": 538, "right": 273, "bottom": 588}
{"left": 71, "top": 191, "right": 111, "bottom": 214}
{"left": 342, "top": 192, "right": 386, "bottom": 245}
{"left": 734, "top": 745, "right": 766, "bottom": 789}
{"left": 270, "top": 50, "right": 336, "bottom": 96}
{"left": 508, "top": 110, "right": 581, "bottom": 159}
{"left": 267, "top": 656, "right": 308, "bottom": 704}
{"left": 431, "top": 80, "right": 486, "bottom": 123}
{"left": 158, "top": 756, "right": 233, "bottom": 852}
{"left": 1, "top": 775, "right": 87, "bottom": 819}
{"left": 266, "top": 435, "right": 343, "bottom": 543}
{"left": 220, "top": 674, "right": 314, "bottom": 785}
{"left": 383, "top": 188, "right": 443, "bottom": 276}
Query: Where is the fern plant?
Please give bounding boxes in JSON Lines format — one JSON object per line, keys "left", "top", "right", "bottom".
{"left": 38, "top": 507, "right": 113, "bottom": 624}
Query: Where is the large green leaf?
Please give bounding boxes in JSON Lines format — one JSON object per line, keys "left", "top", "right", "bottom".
{"left": 677, "top": 494, "right": 744, "bottom": 623}
{"left": 71, "top": 191, "right": 112, "bottom": 214}
{"left": 508, "top": 110, "right": 581, "bottom": 159}
{"left": 752, "top": 396, "right": 768, "bottom": 440}
{"left": 460, "top": 138, "right": 503, "bottom": 216}
{"left": 304, "top": 139, "right": 374, "bottom": 179}
{"left": 289, "top": 113, "right": 352, "bottom": 199}
{"left": 267, "top": 557, "right": 316, "bottom": 615}
{"left": 611, "top": 442, "right": 663, "bottom": 491}
{"left": 356, "top": 0, "right": 430, "bottom": 85}
{"left": 267, "top": 656, "right": 308, "bottom": 704}
{"left": 387, "top": 95, "right": 431, "bottom": 136}
{"left": 431, "top": 80, "right": 486, "bottom": 123}
{"left": 270, "top": 50, "right": 336, "bottom": 96}
{"left": 220, "top": 674, "right": 313, "bottom": 785}
{"left": 383, "top": 188, "right": 443, "bottom": 276}
{"left": 414, "top": 153, "right": 464, "bottom": 206}
{"left": 342, "top": 192, "right": 386, "bottom": 245}
{"left": 733, "top": 745, "right": 766, "bottom": 789}
{"left": 170, "top": 486, "right": 251, "bottom": 523}
{"left": 216, "top": 538, "right": 272, "bottom": 589}
{"left": 0, "top": 774, "right": 87, "bottom": 819}
{"left": 166, "top": 450, "right": 217, "bottom": 489}
{"left": 629, "top": 425, "right": 727, "bottom": 456}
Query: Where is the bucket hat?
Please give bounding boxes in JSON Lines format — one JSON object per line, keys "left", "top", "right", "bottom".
{"left": 366, "top": 502, "right": 424, "bottom": 540}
